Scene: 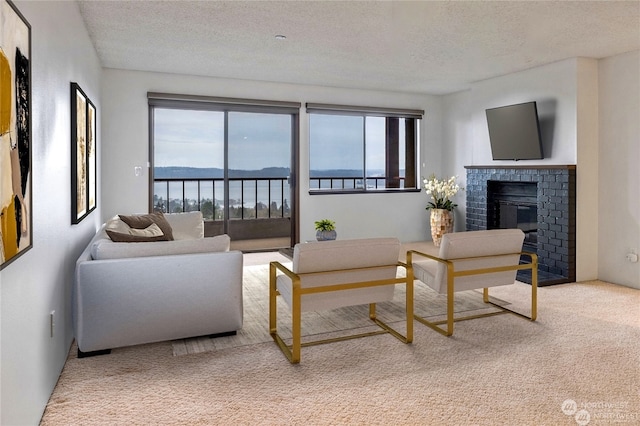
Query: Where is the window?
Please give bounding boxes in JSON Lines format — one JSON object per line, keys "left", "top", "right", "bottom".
{"left": 307, "top": 103, "right": 422, "bottom": 193}
{"left": 148, "top": 93, "right": 300, "bottom": 225}
{"left": 152, "top": 108, "right": 225, "bottom": 217}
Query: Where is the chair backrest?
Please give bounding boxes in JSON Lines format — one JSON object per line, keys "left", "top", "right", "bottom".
{"left": 284, "top": 238, "right": 401, "bottom": 311}
{"left": 433, "top": 229, "right": 525, "bottom": 293}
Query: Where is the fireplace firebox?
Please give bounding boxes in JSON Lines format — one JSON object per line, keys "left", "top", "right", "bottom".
{"left": 487, "top": 181, "right": 538, "bottom": 251}
{"left": 466, "top": 166, "right": 576, "bottom": 286}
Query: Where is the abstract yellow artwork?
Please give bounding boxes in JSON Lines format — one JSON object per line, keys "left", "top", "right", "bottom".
{"left": 1, "top": 0, "right": 31, "bottom": 270}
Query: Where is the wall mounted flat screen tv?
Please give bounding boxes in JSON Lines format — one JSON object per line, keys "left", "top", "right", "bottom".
{"left": 485, "top": 101, "right": 544, "bottom": 160}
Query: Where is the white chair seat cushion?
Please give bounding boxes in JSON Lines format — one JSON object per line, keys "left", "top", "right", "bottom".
{"left": 412, "top": 258, "right": 438, "bottom": 289}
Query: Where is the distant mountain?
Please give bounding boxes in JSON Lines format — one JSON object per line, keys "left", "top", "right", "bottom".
{"left": 154, "top": 167, "right": 291, "bottom": 179}
{"left": 311, "top": 169, "right": 367, "bottom": 178}
{"left": 229, "top": 167, "right": 290, "bottom": 178}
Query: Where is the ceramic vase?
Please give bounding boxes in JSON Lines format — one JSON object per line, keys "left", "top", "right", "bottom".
{"left": 430, "top": 209, "right": 454, "bottom": 247}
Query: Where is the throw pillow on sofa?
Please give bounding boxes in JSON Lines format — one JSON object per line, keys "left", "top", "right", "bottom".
{"left": 105, "top": 214, "right": 170, "bottom": 242}
{"left": 119, "top": 212, "right": 174, "bottom": 240}
{"left": 104, "top": 216, "right": 169, "bottom": 243}
{"left": 106, "top": 223, "right": 167, "bottom": 242}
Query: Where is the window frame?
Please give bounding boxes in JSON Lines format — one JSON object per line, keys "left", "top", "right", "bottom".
{"left": 148, "top": 93, "right": 301, "bottom": 241}
{"left": 306, "top": 103, "right": 423, "bottom": 195}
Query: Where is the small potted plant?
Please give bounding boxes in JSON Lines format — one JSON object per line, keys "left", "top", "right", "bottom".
{"left": 314, "top": 219, "right": 337, "bottom": 241}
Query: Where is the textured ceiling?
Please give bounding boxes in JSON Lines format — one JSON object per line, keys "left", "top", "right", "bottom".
{"left": 77, "top": 0, "right": 640, "bottom": 95}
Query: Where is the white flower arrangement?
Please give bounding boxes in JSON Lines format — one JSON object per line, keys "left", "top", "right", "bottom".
{"left": 423, "top": 174, "right": 463, "bottom": 211}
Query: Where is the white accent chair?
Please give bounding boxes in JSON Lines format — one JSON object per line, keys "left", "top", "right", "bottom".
{"left": 408, "top": 229, "right": 537, "bottom": 336}
{"left": 269, "top": 238, "right": 413, "bottom": 363}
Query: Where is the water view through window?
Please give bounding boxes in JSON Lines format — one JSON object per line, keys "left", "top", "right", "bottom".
{"left": 308, "top": 112, "right": 418, "bottom": 191}
{"left": 152, "top": 108, "right": 292, "bottom": 221}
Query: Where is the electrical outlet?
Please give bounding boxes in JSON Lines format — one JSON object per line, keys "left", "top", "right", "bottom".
{"left": 626, "top": 253, "right": 638, "bottom": 263}
{"left": 50, "top": 310, "right": 55, "bottom": 338}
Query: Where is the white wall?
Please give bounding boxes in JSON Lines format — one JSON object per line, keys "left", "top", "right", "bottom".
{"left": 598, "top": 50, "right": 640, "bottom": 289}
{"left": 445, "top": 59, "right": 580, "bottom": 167}
{"left": 441, "top": 58, "right": 600, "bottom": 282}
{"left": 442, "top": 60, "right": 582, "bottom": 233}
{"left": 0, "top": 2, "right": 102, "bottom": 424}
{"left": 102, "top": 56, "right": 638, "bottom": 284}
{"left": 101, "top": 69, "right": 442, "bottom": 243}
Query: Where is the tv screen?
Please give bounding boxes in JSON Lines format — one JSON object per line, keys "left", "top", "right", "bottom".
{"left": 485, "top": 101, "right": 543, "bottom": 161}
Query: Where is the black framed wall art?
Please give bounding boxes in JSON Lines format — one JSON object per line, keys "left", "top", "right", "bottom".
{"left": 71, "top": 82, "right": 96, "bottom": 224}
{"left": 1, "top": 0, "right": 32, "bottom": 270}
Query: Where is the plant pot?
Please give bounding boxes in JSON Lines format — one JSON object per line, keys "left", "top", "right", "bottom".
{"left": 430, "top": 209, "right": 454, "bottom": 247}
{"left": 316, "top": 230, "right": 337, "bottom": 241}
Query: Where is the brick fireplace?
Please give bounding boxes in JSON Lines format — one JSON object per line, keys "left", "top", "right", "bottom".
{"left": 465, "top": 166, "right": 576, "bottom": 286}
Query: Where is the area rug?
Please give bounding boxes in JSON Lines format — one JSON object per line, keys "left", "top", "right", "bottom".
{"left": 172, "top": 262, "right": 509, "bottom": 356}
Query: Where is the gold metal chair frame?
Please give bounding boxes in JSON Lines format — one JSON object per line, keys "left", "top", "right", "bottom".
{"left": 407, "top": 250, "right": 538, "bottom": 337}
{"left": 269, "top": 261, "right": 414, "bottom": 364}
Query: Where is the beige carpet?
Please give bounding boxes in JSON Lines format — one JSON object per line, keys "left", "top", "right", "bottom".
{"left": 41, "top": 257, "right": 640, "bottom": 425}
{"left": 173, "top": 258, "right": 506, "bottom": 356}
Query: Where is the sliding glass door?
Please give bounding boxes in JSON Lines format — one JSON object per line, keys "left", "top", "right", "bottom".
{"left": 150, "top": 101, "right": 297, "bottom": 249}
{"left": 225, "top": 111, "right": 293, "bottom": 245}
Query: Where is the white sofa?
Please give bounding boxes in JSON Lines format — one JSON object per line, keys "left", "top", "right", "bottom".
{"left": 73, "top": 211, "right": 243, "bottom": 356}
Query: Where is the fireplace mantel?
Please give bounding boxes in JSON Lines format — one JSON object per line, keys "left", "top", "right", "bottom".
{"left": 465, "top": 165, "right": 576, "bottom": 285}
{"left": 465, "top": 165, "right": 576, "bottom": 170}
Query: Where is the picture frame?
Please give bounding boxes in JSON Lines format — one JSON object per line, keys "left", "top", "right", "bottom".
{"left": 71, "top": 82, "right": 96, "bottom": 224}
{"left": 1, "top": 0, "right": 32, "bottom": 270}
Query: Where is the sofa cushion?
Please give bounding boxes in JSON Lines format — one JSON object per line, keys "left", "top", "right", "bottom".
{"left": 164, "top": 211, "right": 204, "bottom": 240}
{"left": 90, "top": 234, "right": 231, "bottom": 260}
{"left": 119, "top": 212, "right": 174, "bottom": 240}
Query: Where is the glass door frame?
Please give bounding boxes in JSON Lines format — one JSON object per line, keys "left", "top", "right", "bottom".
{"left": 148, "top": 93, "right": 300, "bottom": 248}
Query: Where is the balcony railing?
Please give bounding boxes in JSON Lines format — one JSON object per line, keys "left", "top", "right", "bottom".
{"left": 154, "top": 175, "right": 412, "bottom": 221}
{"left": 153, "top": 177, "right": 290, "bottom": 220}
{"left": 309, "top": 176, "right": 408, "bottom": 191}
